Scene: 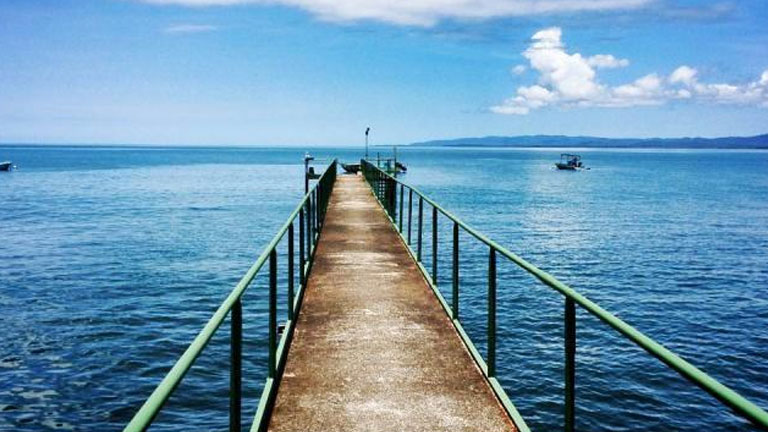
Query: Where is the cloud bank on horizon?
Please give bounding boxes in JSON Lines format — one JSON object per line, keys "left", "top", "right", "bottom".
{"left": 491, "top": 27, "right": 768, "bottom": 115}
{"left": 138, "top": 0, "right": 650, "bottom": 26}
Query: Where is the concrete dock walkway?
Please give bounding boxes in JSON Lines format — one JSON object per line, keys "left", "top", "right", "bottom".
{"left": 267, "top": 175, "right": 517, "bottom": 432}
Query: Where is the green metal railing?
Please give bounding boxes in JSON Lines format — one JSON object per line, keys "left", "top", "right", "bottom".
{"left": 361, "top": 159, "right": 768, "bottom": 432}
{"left": 124, "top": 160, "right": 337, "bottom": 432}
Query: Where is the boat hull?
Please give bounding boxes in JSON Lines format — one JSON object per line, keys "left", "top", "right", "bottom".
{"left": 555, "top": 163, "right": 577, "bottom": 170}
{"left": 341, "top": 163, "right": 360, "bottom": 174}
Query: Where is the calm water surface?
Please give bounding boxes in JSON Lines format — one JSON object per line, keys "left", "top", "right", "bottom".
{"left": 1, "top": 146, "right": 766, "bottom": 431}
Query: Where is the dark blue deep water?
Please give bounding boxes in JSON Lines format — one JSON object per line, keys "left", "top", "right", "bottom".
{"left": 1, "top": 146, "right": 767, "bottom": 431}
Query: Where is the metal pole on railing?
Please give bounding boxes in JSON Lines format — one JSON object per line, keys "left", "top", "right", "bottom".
{"left": 288, "top": 223, "right": 295, "bottom": 320}
{"left": 268, "top": 250, "right": 277, "bottom": 378}
{"left": 308, "top": 196, "right": 313, "bottom": 255}
{"left": 452, "top": 222, "right": 459, "bottom": 320}
{"left": 399, "top": 184, "right": 404, "bottom": 232}
{"left": 488, "top": 247, "right": 497, "bottom": 377}
{"left": 299, "top": 208, "right": 305, "bottom": 288}
{"left": 432, "top": 206, "right": 438, "bottom": 286}
{"left": 313, "top": 189, "right": 318, "bottom": 239}
{"left": 316, "top": 183, "right": 322, "bottom": 230}
{"left": 230, "top": 299, "right": 242, "bottom": 432}
{"left": 306, "top": 199, "right": 312, "bottom": 258}
{"left": 390, "top": 178, "right": 396, "bottom": 218}
{"left": 565, "top": 298, "right": 576, "bottom": 432}
{"left": 408, "top": 189, "right": 413, "bottom": 245}
{"left": 311, "top": 191, "right": 316, "bottom": 246}
{"left": 417, "top": 197, "right": 424, "bottom": 261}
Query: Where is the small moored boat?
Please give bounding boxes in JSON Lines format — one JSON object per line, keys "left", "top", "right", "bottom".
{"left": 0, "top": 161, "right": 13, "bottom": 171}
{"left": 555, "top": 154, "right": 583, "bottom": 170}
{"left": 341, "top": 163, "right": 360, "bottom": 174}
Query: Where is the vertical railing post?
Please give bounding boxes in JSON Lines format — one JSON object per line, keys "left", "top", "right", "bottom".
{"left": 417, "top": 197, "right": 424, "bottom": 261}
{"left": 229, "top": 298, "right": 242, "bottom": 432}
{"left": 309, "top": 191, "right": 314, "bottom": 247}
{"left": 407, "top": 189, "right": 413, "bottom": 245}
{"left": 315, "top": 182, "right": 323, "bottom": 231}
{"left": 312, "top": 191, "right": 317, "bottom": 247}
{"left": 383, "top": 174, "right": 386, "bottom": 204}
{"left": 391, "top": 178, "right": 396, "bottom": 219}
{"left": 268, "top": 250, "right": 277, "bottom": 378}
{"left": 304, "top": 199, "right": 312, "bottom": 261}
{"left": 319, "top": 183, "right": 324, "bottom": 226}
{"left": 452, "top": 222, "right": 459, "bottom": 320}
{"left": 299, "top": 208, "right": 305, "bottom": 288}
{"left": 399, "top": 184, "right": 404, "bottom": 233}
{"left": 312, "top": 189, "right": 318, "bottom": 240}
{"left": 382, "top": 174, "right": 385, "bottom": 205}
{"left": 307, "top": 196, "right": 313, "bottom": 256}
{"left": 385, "top": 177, "right": 390, "bottom": 216}
{"left": 565, "top": 298, "right": 576, "bottom": 432}
{"left": 288, "top": 222, "right": 295, "bottom": 319}
{"left": 432, "top": 206, "right": 438, "bottom": 286}
{"left": 488, "top": 247, "right": 496, "bottom": 377}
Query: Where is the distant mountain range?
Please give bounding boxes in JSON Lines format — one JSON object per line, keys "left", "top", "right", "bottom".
{"left": 409, "top": 134, "right": 768, "bottom": 149}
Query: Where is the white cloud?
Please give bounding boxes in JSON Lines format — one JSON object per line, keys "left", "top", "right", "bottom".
{"left": 164, "top": 24, "right": 218, "bottom": 33}
{"left": 669, "top": 65, "right": 697, "bottom": 85}
{"left": 139, "top": 0, "right": 651, "bottom": 26}
{"left": 523, "top": 27, "right": 603, "bottom": 100}
{"left": 490, "top": 103, "right": 531, "bottom": 115}
{"left": 609, "top": 73, "right": 665, "bottom": 106}
{"left": 492, "top": 27, "right": 768, "bottom": 115}
{"left": 587, "top": 54, "right": 629, "bottom": 69}
{"left": 511, "top": 65, "right": 527, "bottom": 75}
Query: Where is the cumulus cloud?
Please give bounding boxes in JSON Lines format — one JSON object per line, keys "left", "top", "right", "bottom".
{"left": 587, "top": 54, "right": 629, "bottom": 69}
{"left": 492, "top": 27, "right": 768, "bottom": 114}
{"left": 139, "top": 0, "right": 650, "bottom": 26}
{"left": 164, "top": 24, "right": 218, "bottom": 33}
{"left": 669, "top": 65, "right": 697, "bottom": 85}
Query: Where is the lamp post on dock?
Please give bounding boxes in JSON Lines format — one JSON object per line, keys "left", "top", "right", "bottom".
{"left": 365, "top": 127, "right": 370, "bottom": 160}
{"left": 304, "top": 153, "right": 314, "bottom": 194}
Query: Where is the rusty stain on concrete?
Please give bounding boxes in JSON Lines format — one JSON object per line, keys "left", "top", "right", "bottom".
{"left": 268, "top": 175, "right": 517, "bottom": 432}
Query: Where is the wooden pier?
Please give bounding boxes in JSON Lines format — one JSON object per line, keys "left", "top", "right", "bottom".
{"left": 267, "top": 175, "right": 516, "bottom": 431}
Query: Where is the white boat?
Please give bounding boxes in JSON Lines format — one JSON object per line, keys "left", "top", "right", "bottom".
{"left": 555, "top": 154, "right": 583, "bottom": 170}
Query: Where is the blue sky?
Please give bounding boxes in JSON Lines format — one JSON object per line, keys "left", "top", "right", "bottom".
{"left": 1, "top": 0, "right": 767, "bottom": 145}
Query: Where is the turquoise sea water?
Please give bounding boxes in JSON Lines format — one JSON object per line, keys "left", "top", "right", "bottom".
{"left": 1, "top": 146, "right": 767, "bottom": 431}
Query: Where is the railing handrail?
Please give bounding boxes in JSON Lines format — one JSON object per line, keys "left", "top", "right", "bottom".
{"left": 124, "top": 159, "right": 338, "bottom": 432}
{"left": 360, "top": 159, "right": 768, "bottom": 430}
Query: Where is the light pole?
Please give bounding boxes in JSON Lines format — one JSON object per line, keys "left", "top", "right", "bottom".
{"left": 365, "top": 127, "right": 370, "bottom": 160}
{"left": 304, "top": 152, "right": 314, "bottom": 194}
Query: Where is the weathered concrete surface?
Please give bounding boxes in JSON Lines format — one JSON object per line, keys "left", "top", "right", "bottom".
{"left": 268, "top": 175, "right": 517, "bottom": 432}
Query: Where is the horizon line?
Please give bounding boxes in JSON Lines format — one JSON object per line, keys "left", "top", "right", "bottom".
{"left": 2, "top": 131, "right": 767, "bottom": 148}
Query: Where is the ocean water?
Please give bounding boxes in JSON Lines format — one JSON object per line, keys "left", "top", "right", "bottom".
{"left": 0, "top": 145, "right": 766, "bottom": 431}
